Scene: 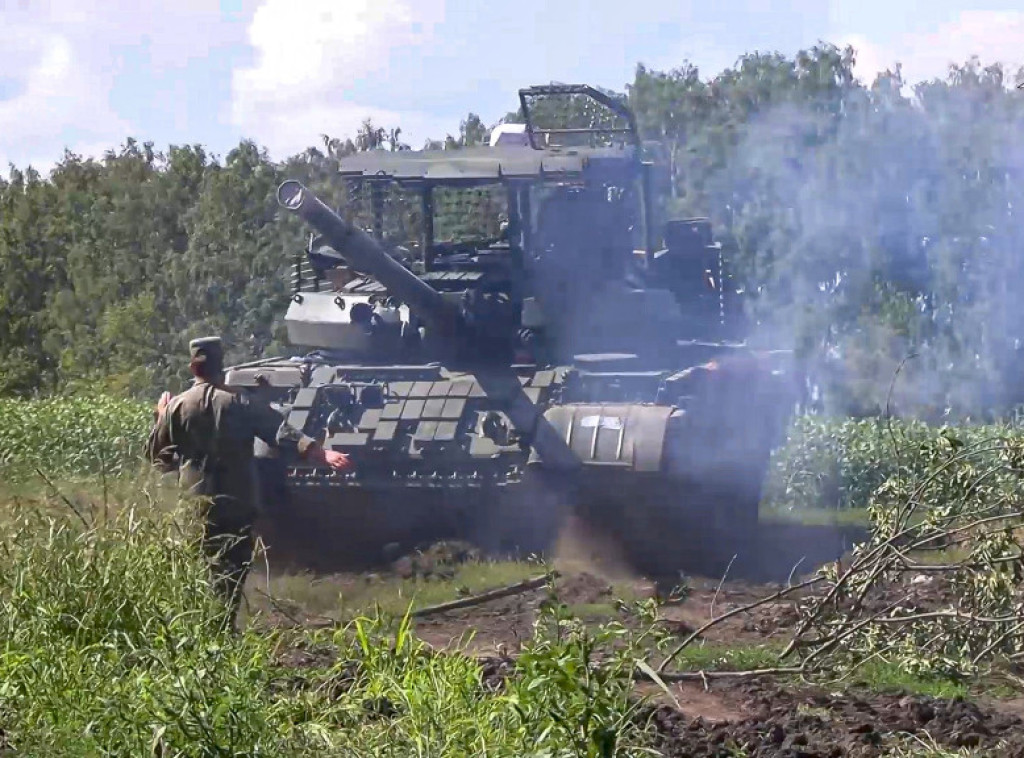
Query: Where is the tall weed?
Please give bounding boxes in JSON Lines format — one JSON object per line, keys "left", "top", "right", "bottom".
{"left": 0, "top": 475, "right": 664, "bottom": 756}
{"left": 0, "top": 480, "right": 331, "bottom": 756}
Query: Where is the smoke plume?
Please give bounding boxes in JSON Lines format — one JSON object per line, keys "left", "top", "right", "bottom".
{"left": 707, "top": 63, "right": 1024, "bottom": 421}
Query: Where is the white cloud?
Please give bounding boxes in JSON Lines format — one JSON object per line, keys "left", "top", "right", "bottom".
{"left": 834, "top": 34, "right": 893, "bottom": 84}
{"left": 7, "top": 0, "right": 1023, "bottom": 175}
{"left": 230, "top": 0, "right": 453, "bottom": 157}
{"left": 0, "top": 20, "right": 129, "bottom": 173}
{"left": 0, "top": 1, "right": 238, "bottom": 175}
{"left": 837, "top": 11, "right": 1024, "bottom": 88}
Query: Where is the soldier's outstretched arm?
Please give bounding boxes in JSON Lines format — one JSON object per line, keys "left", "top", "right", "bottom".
{"left": 245, "top": 396, "right": 352, "bottom": 471}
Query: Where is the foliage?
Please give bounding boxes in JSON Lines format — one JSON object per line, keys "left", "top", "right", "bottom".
{"left": 0, "top": 484, "right": 321, "bottom": 756}
{"left": 0, "top": 476, "right": 673, "bottom": 756}
{"left": 773, "top": 427, "right": 1024, "bottom": 680}
{"left": 764, "top": 414, "right": 1024, "bottom": 511}
{"left": 0, "top": 394, "right": 151, "bottom": 484}
{"left": 503, "top": 597, "right": 670, "bottom": 757}
{"left": 659, "top": 422, "right": 1024, "bottom": 686}
{"left": 2, "top": 47, "right": 1024, "bottom": 419}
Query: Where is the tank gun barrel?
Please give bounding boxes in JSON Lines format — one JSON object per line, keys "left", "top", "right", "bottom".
{"left": 277, "top": 180, "right": 459, "bottom": 332}
{"left": 277, "top": 180, "right": 580, "bottom": 473}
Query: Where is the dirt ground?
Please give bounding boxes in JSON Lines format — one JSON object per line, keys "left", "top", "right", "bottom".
{"left": 264, "top": 561, "right": 1024, "bottom": 757}
{"left": 254, "top": 514, "right": 1024, "bottom": 757}
{"left": 639, "top": 679, "right": 1024, "bottom": 757}
{"left": 377, "top": 514, "right": 863, "bottom": 656}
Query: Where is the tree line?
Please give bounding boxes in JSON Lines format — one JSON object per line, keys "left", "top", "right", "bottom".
{"left": 2, "top": 44, "right": 1023, "bottom": 421}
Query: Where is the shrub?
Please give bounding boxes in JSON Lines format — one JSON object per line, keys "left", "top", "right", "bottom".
{"left": 763, "top": 415, "right": 1024, "bottom": 511}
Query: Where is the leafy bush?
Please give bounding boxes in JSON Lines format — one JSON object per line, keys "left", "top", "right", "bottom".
{"left": 764, "top": 415, "right": 1024, "bottom": 511}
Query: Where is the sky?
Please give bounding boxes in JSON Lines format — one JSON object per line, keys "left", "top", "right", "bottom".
{"left": 2, "top": 0, "right": 1024, "bottom": 174}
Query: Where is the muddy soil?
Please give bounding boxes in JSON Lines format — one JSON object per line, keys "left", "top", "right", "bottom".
{"left": 256, "top": 508, "right": 1024, "bottom": 758}
{"left": 412, "top": 569, "right": 623, "bottom": 654}
{"left": 640, "top": 678, "right": 1024, "bottom": 757}
{"left": 268, "top": 630, "right": 1024, "bottom": 757}
{"left": 386, "top": 539, "right": 483, "bottom": 580}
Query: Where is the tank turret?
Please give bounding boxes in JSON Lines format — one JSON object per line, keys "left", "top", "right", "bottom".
{"left": 276, "top": 180, "right": 581, "bottom": 474}
{"left": 278, "top": 180, "right": 461, "bottom": 335}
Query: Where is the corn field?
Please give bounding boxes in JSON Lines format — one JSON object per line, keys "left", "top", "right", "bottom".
{"left": 0, "top": 395, "right": 152, "bottom": 484}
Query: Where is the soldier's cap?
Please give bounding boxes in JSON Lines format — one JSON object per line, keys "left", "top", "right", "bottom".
{"left": 189, "top": 336, "right": 224, "bottom": 370}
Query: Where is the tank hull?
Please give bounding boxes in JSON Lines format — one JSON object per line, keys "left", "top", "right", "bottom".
{"left": 230, "top": 348, "right": 797, "bottom": 581}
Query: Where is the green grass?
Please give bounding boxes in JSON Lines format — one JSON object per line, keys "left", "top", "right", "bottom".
{"left": 0, "top": 473, "right": 670, "bottom": 756}
{"left": 843, "top": 659, "right": 970, "bottom": 699}
{"left": 0, "top": 476, "right": 304, "bottom": 756}
{"left": 662, "top": 641, "right": 974, "bottom": 700}
{"left": 664, "top": 641, "right": 785, "bottom": 672}
{"left": 760, "top": 503, "right": 872, "bottom": 527}
{"left": 253, "top": 559, "right": 549, "bottom": 620}
{"left": 250, "top": 560, "right": 646, "bottom": 635}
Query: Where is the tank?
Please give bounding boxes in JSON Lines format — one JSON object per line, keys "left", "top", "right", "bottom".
{"left": 225, "top": 85, "right": 799, "bottom": 581}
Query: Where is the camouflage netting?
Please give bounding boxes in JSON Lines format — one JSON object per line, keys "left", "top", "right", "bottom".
{"left": 340, "top": 180, "right": 508, "bottom": 252}
{"left": 432, "top": 185, "right": 507, "bottom": 244}
{"left": 291, "top": 179, "right": 509, "bottom": 293}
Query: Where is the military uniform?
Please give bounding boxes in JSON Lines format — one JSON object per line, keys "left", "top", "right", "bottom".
{"left": 146, "top": 337, "right": 319, "bottom": 624}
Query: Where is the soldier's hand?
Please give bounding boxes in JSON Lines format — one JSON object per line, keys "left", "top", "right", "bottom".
{"left": 306, "top": 446, "right": 353, "bottom": 471}
{"left": 155, "top": 391, "right": 173, "bottom": 417}
{"left": 322, "top": 450, "right": 353, "bottom": 471}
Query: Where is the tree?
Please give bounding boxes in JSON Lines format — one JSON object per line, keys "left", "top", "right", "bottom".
{"left": 1, "top": 46, "right": 1023, "bottom": 421}
{"left": 356, "top": 119, "right": 386, "bottom": 151}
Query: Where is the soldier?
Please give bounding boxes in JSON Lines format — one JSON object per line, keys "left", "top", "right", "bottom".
{"left": 146, "top": 336, "right": 351, "bottom": 627}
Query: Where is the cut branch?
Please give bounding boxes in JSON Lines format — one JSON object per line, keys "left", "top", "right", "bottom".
{"left": 410, "top": 572, "right": 557, "bottom": 618}
{"left": 638, "top": 666, "right": 802, "bottom": 683}
{"left": 658, "top": 575, "right": 823, "bottom": 673}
